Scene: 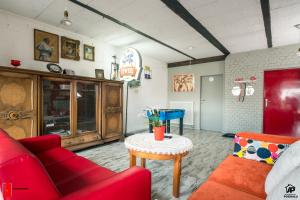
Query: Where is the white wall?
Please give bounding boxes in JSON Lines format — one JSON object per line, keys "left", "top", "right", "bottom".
{"left": 224, "top": 43, "right": 300, "bottom": 133}
{"left": 168, "top": 61, "right": 225, "bottom": 130}
{"left": 0, "top": 10, "right": 115, "bottom": 78}
{"left": 120, "top": 54, "right": 168, "bottom": 133}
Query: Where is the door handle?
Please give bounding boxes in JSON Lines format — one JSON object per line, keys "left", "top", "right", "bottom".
{"left": 265, "top": 99, "right": 268, "bottom": 108}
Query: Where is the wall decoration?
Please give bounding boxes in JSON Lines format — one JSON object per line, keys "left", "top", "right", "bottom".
{"left": 173, "top": 74, "right": 194, "bottom": 92}
{"left": 34, "top": 29, "right": 59, "bottom": 63}
{"left": 95, "top": 69, "right": 105, "bottom": 79}
{"left": 233, "top": 76, "right": 256, "bottom": 102}
{"left": 61, "top": 36, "right": 80, "bottom": 61}
{"left": 144, "top": 66, "right": 152, "bottom": 79}
{"left": 83, "top": 44, "right": 95, "bottom": 61}
{"left": 119, "top": 47, "right": 142, "bottom": 82}
{"left": 119, "top": 48, "right": 143, "bottom": 138}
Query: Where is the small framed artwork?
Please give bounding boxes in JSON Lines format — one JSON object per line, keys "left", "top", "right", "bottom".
{"left": 95, "top": 69, "right": 105, "bottom": 79}
{"left": 34, "top": 29, "right": 59, "bottom": 63}
{"left": 84, "top": 44, "right": 95, "bottom": 61}
{"left": 61, "top": 36, "right": 80, "bottom": 61}
{"left": 173, "top": 74, "right": 194, "bottom": 92}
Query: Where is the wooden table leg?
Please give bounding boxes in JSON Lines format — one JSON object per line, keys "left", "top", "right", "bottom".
{"left": 129, "top": 152, "right": 136, "bottom": 167}
{"left": 141, "top": 158, "right": 146, "bottom": 168}
{"left": 173, "top": 155, "right": 182, "bottom": 198}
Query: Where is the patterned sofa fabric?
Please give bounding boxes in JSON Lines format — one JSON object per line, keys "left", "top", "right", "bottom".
{"left": 233, "top": 135, "right": 289, "bottom": 165}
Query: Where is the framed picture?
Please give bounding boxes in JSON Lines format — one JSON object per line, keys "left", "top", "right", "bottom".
{"left": 95, "top": 69, "right": 105, "bottom": 79}
{"left": 173, "top": 74, "right": 194, "bottom": 92}
{"left": 61, "top": 36, "right": 80, "bottom": 61}
{"left": 84, "top": 44, "right": 95, "bottom": 61}
{"left": 34, "top": 29, "right": 59, "bottom": 63}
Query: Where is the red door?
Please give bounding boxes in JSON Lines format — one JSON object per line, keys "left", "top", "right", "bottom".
{"left": 264, "top": 68, "right": 300, "bottom": 136}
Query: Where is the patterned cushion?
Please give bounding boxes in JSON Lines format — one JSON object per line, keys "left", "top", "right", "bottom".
{"left": 233, "top": 135, "right": 289, "bottom": 165}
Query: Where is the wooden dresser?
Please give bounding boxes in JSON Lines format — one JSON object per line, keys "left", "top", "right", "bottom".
{"left": 0, "top": 66, "right": 123, "bottom": 150}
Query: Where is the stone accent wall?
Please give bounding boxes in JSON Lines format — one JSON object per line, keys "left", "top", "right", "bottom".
{"left": 224, "top": 43, "right": 300, "bottom": 133}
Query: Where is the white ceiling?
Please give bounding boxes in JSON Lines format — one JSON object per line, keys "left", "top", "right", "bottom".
{"left": 0, "top": 0, "right": 300, "bottom": 63}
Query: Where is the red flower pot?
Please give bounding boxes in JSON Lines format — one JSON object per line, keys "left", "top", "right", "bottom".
{"left": 153, "top": 126, "right": 165, "bottom": 141}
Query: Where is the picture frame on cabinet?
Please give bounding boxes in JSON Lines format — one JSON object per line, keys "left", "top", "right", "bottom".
{"left": 95, "top": 69, "right": 105, "bottom": 79}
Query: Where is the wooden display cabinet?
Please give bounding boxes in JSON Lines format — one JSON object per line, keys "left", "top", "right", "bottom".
{"left": 0, "top": 66, "right": 123, "bottom": 150}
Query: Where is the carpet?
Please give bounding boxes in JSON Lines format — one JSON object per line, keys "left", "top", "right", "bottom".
{"left": 77, "top": 129, "right": 234, "bottom": 200}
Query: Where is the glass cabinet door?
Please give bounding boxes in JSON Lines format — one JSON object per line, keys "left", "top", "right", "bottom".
{"left": 76, "top": 82, "right": 97, "bottom": 134}
{"left": 43, "top": 80, "right": 72, "bottom": 137}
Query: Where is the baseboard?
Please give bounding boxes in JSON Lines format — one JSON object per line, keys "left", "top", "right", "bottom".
{"left": 170, "top": 123, "right": 195, "bottom": 129}
{"left": 125, "top": 128, "right": 148, "bottom": 135}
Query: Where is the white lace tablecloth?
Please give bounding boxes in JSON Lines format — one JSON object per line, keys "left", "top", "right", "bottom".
{"left": 124, "top": 133, "right": 193, "bottom": 155}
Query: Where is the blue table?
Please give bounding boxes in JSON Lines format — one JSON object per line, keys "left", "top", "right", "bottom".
{"left": 147, "top": 109, "right": 185, "bottom": 135}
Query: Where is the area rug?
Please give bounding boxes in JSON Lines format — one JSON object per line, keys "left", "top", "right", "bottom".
{"left": 77, "top": 129, "right": 234, "bottom": 200}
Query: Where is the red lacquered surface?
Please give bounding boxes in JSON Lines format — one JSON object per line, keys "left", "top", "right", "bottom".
{"left": 264, "top": 68, "right": 300, "bottom": 136}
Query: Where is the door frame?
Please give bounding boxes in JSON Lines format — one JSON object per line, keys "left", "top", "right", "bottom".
{"left": 199, "top": 74, "right": 224, "bottom": 131}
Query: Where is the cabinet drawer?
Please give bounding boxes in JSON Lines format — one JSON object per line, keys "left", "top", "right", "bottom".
{"left": 78, "top": 133, "right": 101, "bottom": 143}
{"left": 62, "top": 138, "right": 79, "bottom": 147}
{"left": 62, "top": 134, "right": 101, "bottom": 148}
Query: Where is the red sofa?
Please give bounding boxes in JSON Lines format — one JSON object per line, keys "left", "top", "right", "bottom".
{"left": 0, "top": 129, "right": 151, "bottom": 200}
{"left": 189, "top": 132, "right": 300, "bottom": 200}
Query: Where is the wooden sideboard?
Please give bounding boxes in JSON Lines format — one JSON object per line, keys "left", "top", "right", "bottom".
{"left": 0, "top": 66, "right": 123, "bottom": 150}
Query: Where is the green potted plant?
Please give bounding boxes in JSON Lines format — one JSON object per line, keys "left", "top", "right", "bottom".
{"left": 148, "top": 109, "right": 165, "bottom": 141}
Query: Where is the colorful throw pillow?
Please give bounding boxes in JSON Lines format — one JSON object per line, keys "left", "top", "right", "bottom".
{"left": 233, "top": 135, "right": 289, "bottom": 165}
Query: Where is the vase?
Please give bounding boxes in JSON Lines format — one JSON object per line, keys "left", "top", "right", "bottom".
{"left": 153, "top": 126, "right": 165, "bottom": 141}
{"left": 10, "top": 60, "right": 21, "bottom": 68}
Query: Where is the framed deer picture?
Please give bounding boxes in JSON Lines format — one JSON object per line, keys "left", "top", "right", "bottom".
{"left": 173, "top": 74, "right": 194, "bottom": 92}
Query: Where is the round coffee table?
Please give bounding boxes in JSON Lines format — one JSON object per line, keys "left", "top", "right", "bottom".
{"left": 124, "top": 133, "right": 193, "bottom": 198}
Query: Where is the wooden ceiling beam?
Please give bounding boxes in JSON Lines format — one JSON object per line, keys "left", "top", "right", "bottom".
{"left": 161, "top": 0, "right": 230, "bottom": 55}
{"left": 260, "top": 0, "right": 272, "bottom": 48}
{"left": 168, "top": 55, "right": 227, "bottom": 68}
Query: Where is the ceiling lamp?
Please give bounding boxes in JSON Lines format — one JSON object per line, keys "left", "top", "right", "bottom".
{"left": 295, "top": 24, "right": 300, "bottom": 56}
{"left": 60, "top": 9, "right": 72, "bottom": 26}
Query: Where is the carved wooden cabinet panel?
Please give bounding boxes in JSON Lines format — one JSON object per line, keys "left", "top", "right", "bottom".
{"left": 0, "top": 72, "right": 37, "bottom": 139}
{"left": 101, "top": 82, "right": 123, "bottom": 139}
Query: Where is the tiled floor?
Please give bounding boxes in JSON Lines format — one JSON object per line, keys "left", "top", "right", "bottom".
{"left": 77, "top": 129, "right": 234, "bottom": 200}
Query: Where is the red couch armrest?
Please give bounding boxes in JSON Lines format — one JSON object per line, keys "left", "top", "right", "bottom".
{"left": 18, "top": 134, "right": 61, "bottom": 153}
{"left": 61, "top": 167, "right": 151, "bottom": 200}
{"left": 236, "top": 132, "right": 300, "bottom": 144}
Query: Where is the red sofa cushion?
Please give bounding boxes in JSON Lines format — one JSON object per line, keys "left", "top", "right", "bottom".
{"left": 208, "top": 155, "right": 272, "bottom": 198}
{"left": 189, "top": 181, "right": 264, "bottom": 200}
{"left": 37, "top": 147, "right": 76, "bottom": 167}
{"left": 45, "top": 154, "right": 116, "bottom": 195}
